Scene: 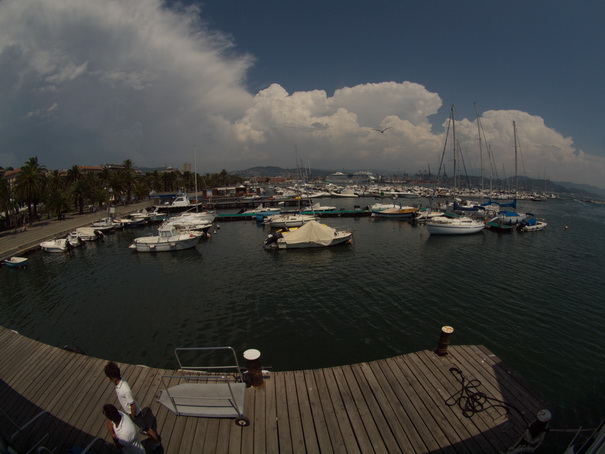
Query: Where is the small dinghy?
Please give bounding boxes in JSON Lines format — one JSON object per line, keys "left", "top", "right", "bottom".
{"left": 3, "top": 256, "right": 28, "bottom": 268}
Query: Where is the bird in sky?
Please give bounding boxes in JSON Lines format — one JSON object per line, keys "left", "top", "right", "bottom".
{"left": 372, "top": 127, "right": 392, "bottom": 133}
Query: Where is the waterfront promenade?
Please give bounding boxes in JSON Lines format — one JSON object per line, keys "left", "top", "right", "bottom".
{"left": 0, "top": 325, "right": 548, "bottom": 453}
{"left": 0, "top": 202, "right": 150, "bottom": 261}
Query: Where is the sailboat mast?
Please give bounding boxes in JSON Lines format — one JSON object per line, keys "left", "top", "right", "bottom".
{"left": 451, "top": 105, "right": 457, "bottom": 195}
{"left": 513, "top": 121, "right": 518, "bottom": 199}
{"left": 194, "top": 145, "right": 198, "bottom": 212}
{"left": 474, "top": 103, "right": 484, "bottom": 196}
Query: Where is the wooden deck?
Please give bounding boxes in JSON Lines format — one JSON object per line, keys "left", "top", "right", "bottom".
{"left": 0, "top": 325, "right": 548, "bottom": 453}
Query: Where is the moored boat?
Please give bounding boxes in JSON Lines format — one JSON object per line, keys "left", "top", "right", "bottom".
{"left": 129, "top": 225, "right": 203, "bottom": 252}
{"left": 263, "top": 220, "right": 353, "bottom": 249}
{"left": 426, "top": 216, "right": 485, "bottom": 235}
{"left": 371, "top": 205, "right": 419, "bottom": 219}
{"left": 40, "top": 239, "right": 72, "bottom": 253}
{"left": 264, "top": 213, "right": 317, "bottom": 228}
{"left": 3, "top": 256, "right": 28, "bottom": 268}
{"left": 518, "top": 217, "right": 547, "bottom": 232}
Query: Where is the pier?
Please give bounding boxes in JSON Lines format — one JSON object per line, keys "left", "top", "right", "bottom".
{"left": 0, "top": 326, "right": 548, "bottom": 453}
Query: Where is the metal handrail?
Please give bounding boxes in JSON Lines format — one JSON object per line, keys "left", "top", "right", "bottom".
{"left": 174, "top": 346, "right": 244, "bottom": 382}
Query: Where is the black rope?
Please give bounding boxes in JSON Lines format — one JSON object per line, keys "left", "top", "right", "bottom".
{"left": 445, "top": 367, "right": 528, "bottom": 424}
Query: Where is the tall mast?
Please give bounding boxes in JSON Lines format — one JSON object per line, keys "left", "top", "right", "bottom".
{"left": 451, "top": 105, "right": 457, "bottom": 195}
{"left": 474, "top": 103, "right": 484, "bottom": 196}
{"left": 513, "top": 121, "right": 518, "bottom": 199}
{"left": 194, "top": 144, "right": 198, "bottom": 212}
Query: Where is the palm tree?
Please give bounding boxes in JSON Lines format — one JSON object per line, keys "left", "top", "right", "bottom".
{"left": 14, "top": 157, "right": 47, "bottom": 225}
{"left": 0, "top": 177, "right": 15, "bottom": 229}
{"left": 120, "top": 159, "right": 137, "bottom": 204}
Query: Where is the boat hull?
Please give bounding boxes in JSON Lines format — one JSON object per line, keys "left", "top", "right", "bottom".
{"left": 131, "top": 233, "right": 202, "bottom": 252}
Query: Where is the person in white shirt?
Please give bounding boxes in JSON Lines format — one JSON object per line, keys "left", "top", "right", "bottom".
{"left": 104, "top": 361, "right": 162, "bottom": 451}
{"left": 103, "top": 404, "right": 145, "bottom": 454}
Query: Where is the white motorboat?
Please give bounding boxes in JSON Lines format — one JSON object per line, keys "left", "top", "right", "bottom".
{"left": 91, "top": 217, "right": 121, "bottom": 231}
{"left": 40, "top": 239, "right": 71, "bottom": 253}
{"left": 264, "top": 220, "right": 353, "bottom": 249}
{"left": 518, "top": 218, "right": 547, "bottom": 232}
{"left": 425, "top": 216, "right": 485, "bottom": 235}
{"left": 129, "top": 225, "right": 203, "bottom": 252}
{"left": 162, "top": 212, "right": 215, "bottom": 231}
{"left": 68, "top": 227, "right": 104, "bottom": 242}
{"left": 414, "top": 208, "right": 445, "bottom": 222}
{"left": 153, "top": 193, "right": 205, "bottom": 215}
{"left": 306, "top": 202, "right": 337, "bottom": 212}
{"left": 264, "top": 213, "right": 317, "bottom": 228}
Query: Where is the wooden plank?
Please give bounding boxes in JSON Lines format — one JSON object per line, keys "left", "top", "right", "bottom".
{"left": 362, "top": 360, "right": 417, "bottom": 453}
{"left": 413, "top": 350, "right": 495, "bottom": 453}
{"left": 302, "top": 369, "right": 336, "bottom": 453}
{"left": 246, "top": 384, "right": 265, "bottom": 454}
{"left": 263, "top": 375, "right": 280, "bottom": 454}
{"left": 389, "top": 354, "right": 445, "bottom": 452}
{"left": 392, "top": 354, "right": 457, "bottom": 452}
{"left": 331, "top": 366, "right": 375, "bottom": 453}
{"left": 308, "top": 369, "right": 352, "bottom": 454}
{"left": 284, "top": 370, "right": 306, "bottom": 453}
{"left": 342, "top": 364, "right": 390, "bottom": 453}
{"left": 293, "top": 370, "right": 320, "bottom": 454}
{"left": 274, "top": 371, "right": 293, "bottom": 454}
{"left": 404, "top": 352, "right": 476, "bottom": 454}
{"left": 315, "top": 367, "right": 361, "bottom": 454}
{"left": 432, "top": 348, "right": 517, "bottom": 450}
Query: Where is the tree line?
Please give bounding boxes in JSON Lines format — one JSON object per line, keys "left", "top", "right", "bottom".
{"left": 0, "top": 157, "right": 243, "bottom": 230}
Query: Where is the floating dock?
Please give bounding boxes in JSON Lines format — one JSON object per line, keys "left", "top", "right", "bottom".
{"left": 0, "top": 326, "right": 549, "bottom": 453}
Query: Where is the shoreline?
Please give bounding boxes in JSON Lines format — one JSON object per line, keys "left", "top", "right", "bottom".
{"left": 0, "top": 201, "right": 150, "bottom": 261}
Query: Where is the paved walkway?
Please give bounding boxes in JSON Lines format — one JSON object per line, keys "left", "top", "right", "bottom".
{"left": 0, "top": 202, "right": 150, "bottom": 261}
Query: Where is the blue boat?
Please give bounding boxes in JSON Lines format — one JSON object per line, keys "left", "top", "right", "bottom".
{"left": 3, "top": 257, "right": 28, "bottom": 268}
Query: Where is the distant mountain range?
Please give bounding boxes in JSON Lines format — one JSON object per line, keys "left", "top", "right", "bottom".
{"left": 231, "top": 166, "right": 605, "bottom": 198}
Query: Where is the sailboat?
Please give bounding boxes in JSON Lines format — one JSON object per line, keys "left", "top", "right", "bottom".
{"left": 487, "top": 121, "right": 533, "bottom": 227}
{"left": 426, "top": 106, "right": 485, "bottom": 236}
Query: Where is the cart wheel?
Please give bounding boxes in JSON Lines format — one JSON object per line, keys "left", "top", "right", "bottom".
{"left": 235, "top": 416, "right": 250, "bottom": 427}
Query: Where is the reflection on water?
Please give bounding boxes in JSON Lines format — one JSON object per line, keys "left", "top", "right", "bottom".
{"left": 1, "top": 197, "right": 605, "bottom": 427}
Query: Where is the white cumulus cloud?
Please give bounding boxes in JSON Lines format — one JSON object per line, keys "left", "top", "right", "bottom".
{"left": 0, "top": 0, "right": 603, "bottom": 188}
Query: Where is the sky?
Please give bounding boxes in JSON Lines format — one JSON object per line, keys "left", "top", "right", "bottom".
{"left": 1, "top": 0, "right": 604, "bottom": 188}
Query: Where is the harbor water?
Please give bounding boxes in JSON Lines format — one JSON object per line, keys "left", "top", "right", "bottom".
{"left": 1, "top": 196, "right": 604, "bottom": 429}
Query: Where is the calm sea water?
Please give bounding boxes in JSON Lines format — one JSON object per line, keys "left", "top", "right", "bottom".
{"left": 1, "top": 196, "right": 604, "bottom": 429}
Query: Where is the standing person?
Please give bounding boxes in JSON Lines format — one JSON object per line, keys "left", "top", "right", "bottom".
{"left": 103, "top": 404, "right": 145, "bottom": 454}
{"left": 104, "top": 361, "right": 162, "bottom": 451}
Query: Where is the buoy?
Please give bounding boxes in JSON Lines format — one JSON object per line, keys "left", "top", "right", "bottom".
{"left": 564, "top": 225, "right": 569, "bottom": 230}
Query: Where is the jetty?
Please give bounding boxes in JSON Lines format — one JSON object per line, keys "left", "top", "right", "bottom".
{"left": 0, "top": 326, "right": 548, "bottom": 453}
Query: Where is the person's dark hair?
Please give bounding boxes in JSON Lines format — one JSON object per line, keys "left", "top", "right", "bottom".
{"left": 104, "top": 361, "right": 121, "bottom": 380}
{"left": 103, "top": 404, "right": 121, "bottom": 424}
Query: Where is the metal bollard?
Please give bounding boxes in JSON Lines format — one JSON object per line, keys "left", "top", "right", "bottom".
{"left": 243, "top": 349, "right": 264, "bottom": 387}
{"left": 435, "top": 326, "right": 454, "bottom": 356}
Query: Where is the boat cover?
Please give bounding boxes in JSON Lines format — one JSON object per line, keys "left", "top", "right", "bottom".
{"left": 282, "top": 221, "right": 339, "bottom": 246}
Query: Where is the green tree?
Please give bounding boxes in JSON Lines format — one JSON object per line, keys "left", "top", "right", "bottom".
{"left": 15, "top": 156, "right": 47, "bottom": 225}
{"left": 120, "top": 159, "right": 137, "bottom": 204}
{"left": 0, "top": 177, "right": 15, "bottom": 229}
